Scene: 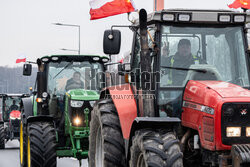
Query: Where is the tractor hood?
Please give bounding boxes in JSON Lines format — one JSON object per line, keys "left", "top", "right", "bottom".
{"left": 67, "top": 89, "right": 100, "bottom": 101}
{"left": 196, "top": 81, "right": 250, "bottom": 98}
{"left": 183, "top": 80, "right": 250, "bottom": 109}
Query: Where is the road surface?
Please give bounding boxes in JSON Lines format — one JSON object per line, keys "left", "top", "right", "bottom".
{"left": 0, "top": 140, "right": 88, "bottom": 167}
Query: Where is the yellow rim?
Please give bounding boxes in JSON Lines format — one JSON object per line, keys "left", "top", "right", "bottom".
{"left": 20, "top": 122, "right": 23, "bottom": 165}
{"left": 27, "top": 136, "right": 31, "bottom": 167}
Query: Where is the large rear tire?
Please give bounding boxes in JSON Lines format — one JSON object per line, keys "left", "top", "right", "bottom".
{"left": 27, "top": 122, "right": 57, "bottom": 167}
{"left": 20, "top": 121, "right": 27, "bottom": 167}
{"left": 130, "top": 130, "right": 183, "bottom": 167}
{"left": 0, "top": 123, "right": 5, "bottom": 149}
{"left": 89, "top": 99, "right": 126, "bottom": 167}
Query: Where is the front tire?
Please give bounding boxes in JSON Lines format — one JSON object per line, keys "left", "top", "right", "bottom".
{"left": 130, "top": 130, "right": 183, "bottom": 167}
{"left": 89, "top": 99, "right": 126, "bottom": 167}
{"left": 0, "top": 123, "right": 5, "bottom": 149}
{"left": 27, "top": 122, "right": 57, "bottom": 167}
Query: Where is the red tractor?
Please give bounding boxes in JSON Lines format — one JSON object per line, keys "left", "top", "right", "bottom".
{"left": 0, "top": 94, "right": 29, "bottom": 148}
{"left": 89, "top": 9, "right": 250, "bottom": 167}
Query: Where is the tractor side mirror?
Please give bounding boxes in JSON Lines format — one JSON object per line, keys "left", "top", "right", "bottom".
{"left": 103, "top": 29, "right": 121, "bottom": 55}
{"left": 23, "top": 64, "right": 32, "bottom": 76}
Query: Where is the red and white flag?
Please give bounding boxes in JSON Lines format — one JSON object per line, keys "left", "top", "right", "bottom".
{"left": 89, "top": 0, "right": 136, "bottom": 20}
{"left": 16, "top": 55, "right": 26, "bottom": 63}
{"left": 228, "top": 0, "right": 250, "bottom": 9}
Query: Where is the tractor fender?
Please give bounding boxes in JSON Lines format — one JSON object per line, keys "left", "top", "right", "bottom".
{"left": 21, "top": 97, "right": 33, "bottom": 125}
{"left": 100, "top": 84, "right": 137, "bottom": 139}
{"left": 126, "top": 117, "right": 181, "bottom": 160}
{"left": 27, "top": 115, "right": 54, "bottom": 124}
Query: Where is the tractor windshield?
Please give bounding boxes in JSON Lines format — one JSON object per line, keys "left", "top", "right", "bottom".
{"left": 158, "top": 25, "right": 249, "bottom": 116}
{"left": 47, "top": 61, "right": 104, "bottom": 96}
{"left": 3, "top": 96, "right": 21, "bottom": 121}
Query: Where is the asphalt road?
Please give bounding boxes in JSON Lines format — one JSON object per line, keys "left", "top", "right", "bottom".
{"left": 0, "top": 140, "right": 88, "bottom": 167}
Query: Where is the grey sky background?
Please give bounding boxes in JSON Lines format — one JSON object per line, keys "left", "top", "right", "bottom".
{"left": 0, "top": 0, "right": 236, "bottom": 67}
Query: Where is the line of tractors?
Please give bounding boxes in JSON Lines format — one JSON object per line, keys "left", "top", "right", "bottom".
{"left": 1, "top": 8, "right": 250, "bottom": 167}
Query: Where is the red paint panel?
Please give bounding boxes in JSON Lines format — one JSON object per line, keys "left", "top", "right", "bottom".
{"left": 182, "top": 80, "right": 250, "bottom": 151}
{"left": 107, "top": 84, "right": 137, "bottom": 139}
{"left": 198, "top": 81, "right": 250, "bottom": 98}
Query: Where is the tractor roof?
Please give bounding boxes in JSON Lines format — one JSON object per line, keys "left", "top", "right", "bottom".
{"left": 132, "top": 9, "right": 250, "bottom": 25}
{"left": 40, "top": 54, "right": 109, "bottom": 63}
{"left": 41, "top": 54, "right": 107, "bottom": 59}
{"left": 0, "top": 93, "right": 29, "bottom": 97}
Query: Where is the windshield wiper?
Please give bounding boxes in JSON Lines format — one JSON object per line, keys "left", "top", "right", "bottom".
{"left": 53, "top": 61, "right": 73, "bottom": 79}
{"left": 161, "top": 66, "right": 207, "bottom": 73}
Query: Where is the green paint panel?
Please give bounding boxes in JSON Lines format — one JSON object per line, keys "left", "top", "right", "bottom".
{"left": 68, "top": 89, "right": 100, "bottom": 101}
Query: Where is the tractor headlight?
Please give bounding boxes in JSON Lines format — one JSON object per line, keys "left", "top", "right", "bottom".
{"left": 226, "top": 127, "right": 241, "bottom": 137}
{"left": 246, "top": 127, "right": 250, "bottom": 137}
{"left": 73, "top": 117, "right": 81, "bottom": 126}
{"left": 89, "top": 101, "right": 95, "bottom": 107}
{"left": 70, "top": 100, "right": 83, "bottom": 108}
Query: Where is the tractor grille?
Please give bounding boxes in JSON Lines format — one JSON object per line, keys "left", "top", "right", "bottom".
{"left": 10, "top": 119, "right": 20, "bottom": 127}
{"left": 203, "top": 116, "right": 214, "bottom": 142}
{"left": 221, "top": 103, "right": 250, "bottom": 145}
{"left": 69, "top": 101, "right": 92, "bottom": 127}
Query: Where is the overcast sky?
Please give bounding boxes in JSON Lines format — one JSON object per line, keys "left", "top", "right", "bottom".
{"left": 0, "top": 0, "right": 236, "bottom": 67}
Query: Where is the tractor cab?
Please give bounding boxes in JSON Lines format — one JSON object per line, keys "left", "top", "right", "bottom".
{"left": 94, "top": 9, "right": 250, "bottom": 167}
{"left": 126, "top": 9, "right": 250, "bottom": 118}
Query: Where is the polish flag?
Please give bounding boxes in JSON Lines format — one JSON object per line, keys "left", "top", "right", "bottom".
{"left": 16, "top": 55, "right": 26, "bottom": 63}
{"left": 119, "top": 58, "right": 124, "bottom": 64}
{"left": 228, "top": 0, "right": 250, "bottom": 9}
{"left": 89, "top": 0, "right": 136, "bottom": 20}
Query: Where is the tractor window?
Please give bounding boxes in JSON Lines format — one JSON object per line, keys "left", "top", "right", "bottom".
{"left": 158, "top": 25, "right": 249, "bottom": 117}
{"left": 47, "top": 61, "right": 104, "bottom": 96}
{"left": 131, "top": 28, "right": 155, "bottom": 88}
{"left": 131, "top": 28, "right": 156, "bottom": 70}
{"left": 3, "top": 96, "right": 21, "bottom": 121}
{"left": 160, "top": 25, "right": 249, "bottom": 88}
{"left": 205, "top": 34, "right": 232, "bottom": 81}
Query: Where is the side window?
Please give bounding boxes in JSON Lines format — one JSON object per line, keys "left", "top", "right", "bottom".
{"left": 131, "top": 34, "right": 141, "bottom": 70}
{"left": 131, "top": 29, "right": 155, "bottom": 70}
{"left": 235, "top": 30, "right": 249, "bottom": 86}
{"left": 131, "top": 29, "right": 155, "bottom": 88}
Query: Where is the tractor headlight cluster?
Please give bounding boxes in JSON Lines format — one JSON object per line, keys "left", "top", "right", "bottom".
{"left": 226, "top": 127, "right": 241, "bottom": 137}
{"left": 73, "top": 117, "right": 81, "bottom": 126}
{"left": 71, "top": 100, "right": 83, "bottom": 108}
{"left": 246, "top": 127, "right": 250, "bottom": 137}
{"left": 9, "top": 115, "right": 21, "bottom": 120}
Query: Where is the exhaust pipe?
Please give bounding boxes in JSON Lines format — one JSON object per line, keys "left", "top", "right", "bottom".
{"left": 139, "top": 9, "right": 154, "bottom": 117}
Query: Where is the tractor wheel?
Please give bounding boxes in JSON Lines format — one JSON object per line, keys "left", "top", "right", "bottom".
{"left": 89, "top": 99, "right": 126, "bottom": 167}
{"left": 130, "top": 130, "right": 183, "bottom": 167}
{"left": 0, "top": 123, "right": 5, "bottom": 149}
{"left": 20, "top": 120, "right": 27, "bottom": 167}
{"left": 27, "top": 122, "right": 56, "bottom": 167}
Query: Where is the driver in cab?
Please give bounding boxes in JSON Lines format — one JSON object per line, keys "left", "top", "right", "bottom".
{"left": 65, "top": 71, "right": 84, "bottom": 91}
{"left": 164, "top": 39, "right": 199, "bottom": 86}
{"left": 10, "top": 100, "right": 19, "bottom": 111}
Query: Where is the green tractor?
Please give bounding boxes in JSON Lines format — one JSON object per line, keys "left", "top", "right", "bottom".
{"left": 19, "top": 55, "right": 108, "bottom": 167}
